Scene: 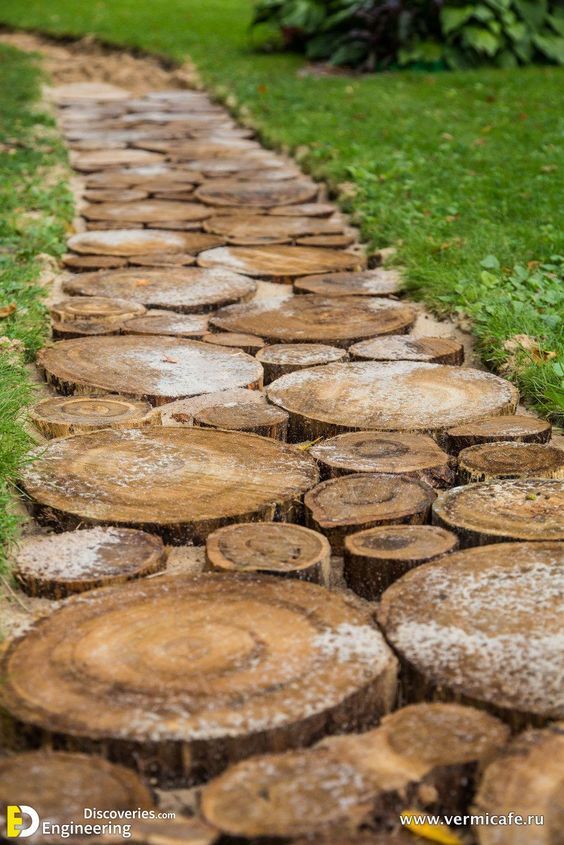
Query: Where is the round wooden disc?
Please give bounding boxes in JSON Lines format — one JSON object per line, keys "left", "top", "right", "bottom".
{"left": 267, "top": 362, "right": 519, "bottom": 441}
{"left": 84, "top": 187, "right": 149, "bottom": 202}
{"left": 256, "top": 343, "right": 347, "bottom": 383}
{"left": 122, "top": 311, "right": 209, "bottom": 338}
{"left": 187, "top": 157, "right": 292, "bottom": 176}
{"left": 194, "top": 402, "right": 289, "bottom": 440}
{"left": 127, "top": 252, "right": 197, "bottom": 267}
{"left": 68, "top": 229, "right": 203, "bottom": 256}
{"left": 13, "top": 527, "right": 166, "bottom": 599}
{"left": 157, "top": 388, "right": 265, "bottom": 427}
{"left": 0, "top": 574, "right": 397, "bottom": 782}
{"left": 205, "top": 523, "right": 330, "bottom": 582}
{"left": 270, "top": 202, "right": 336, "bottom": 217}
{"left": 51, "top": 319, "right": 120, "bottom": 340}
{"left": 198, "top": 245, "right": 365, "bottom": 279}
{"left": 343, "top": 525, "right": 459, "bottom": 600}
{"left": 378, "top": 542, "right": 564, "bottom": 721}
{"left": 294, "top": 268, "right": 401, "bottom": 297}
{"left": 63, "top": 253, "right": 129, "bottom": 271}
{"left": 310, "top": 432, "right": 454, "bottom": 487}
{"left": 21, "top": 428, "right": 318, "bottom": 541}
{"left": 85, "top": 167, "right": 201, "bottom": 189}
{"left": 195, "top": 179, "right": 317, "bottom": 208}
{"left": 38, "top": 336, "right": 263, "bottom": 405}
{"left": 202, "top": 332, "right": 265, "bottom": 354}
{"left": 457, "top": 442, "right": 564, "bottom": 483}
{"left": 304, "top": 473, "right": 436, "bottom": 553}
{"left": 432, "top": 479, "right": 564, "bottom": 545}
{"left": 445, "top": 414, "right": 552, "bottom": 454}
{"left": 296, "top": 234, "right": 356, "bottom": 248}
{"left": 350, "top": 335, "right": 465, "bottom": 365}
{"left": 50, "top": 296, "right": 146, "bottom": 325}
{"left": 71, "top": 149, "right": 164, "bottom": 172}
{"left": 139, "top": 140, "right": 257, "bottom": 158}
{"left": 203, "top": 214, "right": 343, "bottom": 245}
{"left": 63, "top": 267, "right": 256, "bottom": 313}
{"left": 30, "top": 394, "right": 154, "bottom": 438}
{"left": 211, "top": 297, "right": 415, "bottom": 347}
{"left": 83, "top": 200, "right": 213, "bottom": 224}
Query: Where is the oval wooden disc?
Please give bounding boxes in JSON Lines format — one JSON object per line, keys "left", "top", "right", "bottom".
{"left": 68, "top": 229, "right": 204, "bottom": 256}
{"left": 378, "top": 542, "right": 564, "bottom": 722}
{"left": 84, "top": 187, "right": 149, "bottom": 202}
{"left": 13, "top": 527, "right": 166, "bottom": 599}
{"left": 139, "top": 140, "right": 258, "bottom": 158}
{"left": 457, "top": 442, "right": 564, "bottom": 483}
{"left": 198, "top": 245, "right": 365, "bottom": 279}
{"left": 256, "top": 343, "right": 347, "bottom": 383}
{"left": 54, "top": 81, "right": 132, "bottom": 102}
{"left": 310, "top": 432, "right": 454, "bottom": 487}
{"left": 0, "top": 574, "right": 397, "bottom": 782}
{"left": 195, "top": 179, "right": 317, "bottom": 208}
{"left": 270, "top": 202, "right": 336, "bottom": 217}
{"left": 295, "top": 268, "right": 401, "bottom": 296}
{"left": 343, "top": 525, "right": 459, "bottom": 600}
{"left": 38, "top": 336, "right": 263, "bottom": 405}
{"left": 194, "top": 402, "right": 289, "bottom": 440}
{"left": 30, "top": 394, "right": 154, "bottom": 438}
{"left": 432, "top": 479, "right": 564, "bottom": 545}
{"left": 296, "top": 233, "right": 356, "bottom": 248}
{"left": 128, "top": 252, "right": 197, "bottom": 267}
{"left": 350, "top": 335, "right": 465, "bottom": 365}
{"left": 203, "top": 214, "right": 343, "bottom": 245}
{"left": 304, "top": 473, "right": 436, "bottom": 553}
{"left": 85, "top": 166, "right": 202, "bottom": 189}
{"left": 51, "top": 319, "right": 120, "bottom": 340}
{"left": 50, "top": 296, "right": 146, "bottom": 325}
{"left": 211, "top": 297, "right": 415, "bottom": 347}
{"left": 267, "top": 362, "right": 519, "bottom": 441}
{"left": 205, "top": 523, "right": 330, "bottom": 582}
{"left": 63, "top": 267, "right": 256, "bottom": 313}
{"left": 71, "top": 149, "right": 164, "bottom": 171}
{"left": 202, "top": 332, "right": 265, "bottom": 354}
{"left": 122, "top": 311, "right": 209, "bottom": 338}
{"left": 21, "top": 428, "right": 318, "bottom": 541}
{"left": 445, "top": 414, "right": 552, "bottom": 454}
{"left": 83, "top": 200, "right": 213, "bottom": 224}
{"left": 62, "top": 253, "right": 129, "bottom": 271}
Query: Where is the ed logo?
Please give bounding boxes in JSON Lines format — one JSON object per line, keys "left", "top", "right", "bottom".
{"left": 5, "top": 805, "right": 40, "bottom": 838}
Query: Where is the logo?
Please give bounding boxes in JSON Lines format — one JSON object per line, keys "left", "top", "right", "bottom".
{"left": 5, "top": 806, "right": 40, "bottom": 839}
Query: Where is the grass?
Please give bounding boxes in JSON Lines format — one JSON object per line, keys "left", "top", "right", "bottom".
{"left": 0, "top": 43, "right": 72, "bottom": 572}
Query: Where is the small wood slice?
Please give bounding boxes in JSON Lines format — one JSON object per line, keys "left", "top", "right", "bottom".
{"left": 50, "top": 296, "right": 146, "bottom": 325}
{"left": 310, "top": 432, "right": 454, "bottom": 487}
{"left": 343, "top": 525, "right": 459, "bottom": 600}
{"left": 30, "top": 394, "right": 154, "bottom": 438}
{"left": 205, "top": 523, "right": 330, "bottom": 582}
{"left": 203, "top": 214, "right": 343, "bottom": 245}
{"left": 128, "top": 252, "right": 197, "bottom": 267}
{"left": 350, "top": 335, "right": 465, "bottom": 365}
{"left": 138, "top": 140, "right": 257, "bottom": 158}
{"left": 432, "top": 479, "right": 564, "bottom": 545}
{"left": 68, "top": 229, "right": 204, "bottom": 257}
{"left": 71, "top": 149, "right": 164, "bottom": 172}
{"left": 0, "top": 574, "right": 396, "bottom": 782}
{"left": 51, "top": 319, "right": 121, "bottom": 339}
{"left": 151, "top": 190, "right": 196, "bottom": 201}
{"left": 256, "top": 343, "right": 347, "bottom": 383}
{"left": 457, "top": 442, "right": 564, "bottom": 483}
{"left": 188, "top": 157, "right": 290, "bottom": 176}
{"left": 198, "top": 245, "right": 365, "bottom": 280}
{"left": 378, "top": 542, "right": 564, "bottom": 723}
{"left": 64, "top": 267, "right": 255, "bottom": 314}
{"left": 304, "top": 473, "right": 436, "bottom": 553}
{"left": 296, "top": 233, "right": 356, "bottom": 248}
{"left": 295, "top": 268, "right": 401, "bottom": 297}
{"left": 267, "top": 362, "right": 519, "bottom": 442}
{"left": 84, "top": 188, "right": 149, "bottom": 203}
{"left": 122, "top": 311, "right": 209, "bottom": 338}
{"left": 53, "top": 82, "right": 132, "bottom": 102}
{"left": 13, "top": 527, "right": 166, "bottom": 599}
{"left": 445, "top": 414, "right": 552, "bottom": 454}
{"left": 196, "top": 179, "right": 317, "bottom": 208}
{"left": 62, "top": 253, "right": 129, "bottom": 271}
{"left": 83, "top": 200, "right": 213, "bottom": 224}
{"left": 85, "top": 168, "right": 201, "bottom": 189}
{"left": 156, "top": 388, "right": 265, "bottom": 427}
{"left": 201, "top": 332, "right": 265, "bottom": 354}
{"left": 194, "top": 402, "right": 289, "bottom": 440}
{"left": 270, "top": 203, "right": 336, "bottom": 217}
{"left": 211, "top": 297, "right": 415, "bottom": 347}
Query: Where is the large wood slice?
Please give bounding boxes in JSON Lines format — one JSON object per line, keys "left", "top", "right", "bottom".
{"left": 0, "top": 574, "right": 397, "bottom": 782}
{"left": 310, "top": 432, "right": 454, "bottom": 487}
{"left": 350, "top": 335, "right": 464, "bottom": 365}
{"left": 445, "top": 414, "right": 552, "bottom": 454}
{"left": 20, "top": 428, "right": 317, "bottom": 541}
{"left": 270, "top": 202, "right": 336, "bottom": 217}
{"left": 122, "top": 311, "right": 209, "bottom": 338}
{"left": 304, "top": 473, "right": 436, "bottom": 553}
{"left": 70, "top": 149, "right": 164, "bottom": 171}
{"left": 256, "top": 343, "right": 347, "bottom": 383}
{"left": 267, "top": 362, "right": 519, "bottom": 441}
{"left": 50, "top": 296, "right": 146, "bottom": 325}
{"left": 51, "top": 319, "right": 121, "bottom": 340}
{"left": 63, "top": 268, "right": 256, "bottom": 313}
{"left": 211, "top": 297, "right": 415, "bottom": 347}
{"left": 200, "top": 702, "right": 508, "bottom": 840}
{"left": 457, "top": 442, "right": 564, "bottom": 483}
{"left": 473, "top": 724, "right": 564, "bottom": 845}
{"left": 195, "top": 179, "right": 317, "bottom": 208}
{"left": 83, "top": 200, "right": 213, "bottom": 224}
{"left": 68, "top": 229, "right": 208, "bottom": 256}
{"left": 294, "top": 268, "right": 401, "bottom": 296}
{"left": 13, "top": 527, "right": 166, "bottom": 599}
{"left": 378, "top": 542, "right": 564, "bottom": 724}
{"left": 37, "top": 336, "right": 263, "bottom": 405}
{"left": 84, "top": 187, "right": 150, "bottom": 202}
{"left": 63, "top": 253, "right": 129, "bottom": 271}
{"left": 156, "top": 388, "right": 266, "bottom": 427}
{"left": 205, "top": 523, "right": 330, "bottom": 582}
{"left": 343, "top": 525, "right": 459, "bottom": 600}
{"left": 202, "top": 332, "right": 265, "bottom": 354}
{"left": 198, "top": 245, "right": 365, "bottom": 280}
{"left": 432, "top": 479, "right": 564, "bottom": 545}
{"left": 30, "top": 395, "right": 154, "bottom": 438}
{"left": 194, "top": 402, "right": 289, "bottom": 440}
{"left": 203, "top": 214, "right": 343, "bottom": 245}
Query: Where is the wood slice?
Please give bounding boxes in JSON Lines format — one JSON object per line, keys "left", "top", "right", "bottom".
{"left": 156, "top": 388, "right": 266, "bottom": 427}
{"left": 51, "top": 319, "right": 121, "bottom": 339}
{"left": 445, "top": 414, "right": 552, "bottom": 454}
{"left": 0, "top": 574, "right": 397, "bottom": 782}
{"left": 63, "top": 267, "right": 256, "bottom": 313}
{"left": 203, "top": 214, "right": 343, "bottom": 245}
{"left": 473, "top": 724, "right": 564, "bottom": 845}
{"left": 62, "top": 253, "right": 129, "bottom": 271}
{"left": 53, "top": 82, "right": 132, "bottom": 102}
{"left": 122, "top": 311, "right": 209, "bottom": 338}
{"left": 378, "top": 542, "right": 564, "bottom": 723}
{"left": 201, "top": 332, "right": 265, "bottom": 354}
{"left": 205, "top": 522, "right": 330, "bottom": 582}
{"left": 183, "top": 157, "right": 290, "bottom": 176}
{"left": 270, "top": 202, "right": 336, "bottom": 217}
{"left": 68, "top": 229, "right": 206, "bottom": 256}
{"left": 71, "top": 149, "right": 164, "bottom": 172}
{"left": 30, "top": 395, "right": 154, "bottom": 438}
{"left": 84, "top": 187, "right": 149, "bottom": 202}
{"left": 295, "top": 268, "right": 401, "bottom": 296}
{"left": 256, "top": 343, "right": 347, "bottom": 383}
{"left": 195, "top": 179, "right": 317, "bottom": 208}
{"left": 304, "top": 473, "right": 436, "bottom": 553}
{"left": 21, "top": 428, "right": 317, "bottom": 541}
{"left": 194, "top": 402, "right": 289, "bottom": 440}
{"left": 211, "top": 297, "right": 415, "bottom": 347}
{"left": 13, "top": 527, "right": 166, "bottom": 599}
{"left": 457, "top": 442, "right": 564, "bottom": 483}
{"left": 85, "top": 167, "right": 202, "bottom": 189}
{"left": 151, "top": 190, "right": 196, "bottom": 201}
{"left": 128, "top": 252, "right": 197, "bottom": 267}
{"left": 343, "top": 525, "right": 459, "bottom": 600}
{"left": 432, "top": 479, "right": 564, "bottom": 545}
{"left": 267, "top": 362, "right": 519, "bottom": 442}
{"left": 296, "top": 233, "right": 356, "bottom": 248}
{"left": 198, "top": 245, "right": 365, "bottom": 280}
{"left": 50, "top": 296, "right": 146, "bottom": 325}
{"left": 350, "top": 335, "right": 465, "bottom": 365}
{"left": 83, "top": 200, "right": 213, "bottom": 224}
{"left": 137, "top": 140, "right": 258, "bottom": 158}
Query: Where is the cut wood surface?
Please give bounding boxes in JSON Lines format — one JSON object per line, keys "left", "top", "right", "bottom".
{"left": 20, "top": 428, "right": 318, "bottom": 541}
{"left": 53, "top": 81, "right": 132, "bottom": 102}
{"left": 304, "top": 473, "right": 436, "bottom": 553}
{"left": 67, "top": 229, "right": 213, "bottom": 256}
{"left": 310, "top": 432, "right": 454, "bottom": 487}
{"left": 84, "top": 187, "right": 149, "bottom": 202}
{"left": 13, "top": 527, "right": 166, "bottom": 599}
{"left": 203, "top": 214, "right": 343, "bottom": 245}
{"left": 138, "top": 140, "right": 258, "bottom": 158}
{"left": 127, "top": 252, "right": 197, "bottom": 267}
{"left": 194, "top": 402, "right": 289, "bottom": 439}
{"left": 457, "top": 442, "right": 564, "bottom": 483}
{"left": 343, "top": 524, "right": 459, "bottom": 600}
{"left": 202, "top": 332, "right": 265, "bottom": 354}
{"left": 30, "top": 394, "right": 154, "bottom": 438}
{"left": 211, "top": 296, "right": 415, "bottom": 346}
{"left": 445, "top": 414, "right": 552, "bottom": 454}
{"left": 267, "top": 361, "right": 519, "bottom": 441}
{"left": 378, "top": 542, "right": 564, "bottom": 723}
{"left": 294, "top": 268, "right": 401, "bottom": 296}
{"left": 156, "top": 388, "right": 266, "bottom": 427}
{"left": 205, "top": 522, "right": 330, "bottom": 582}
{"left": 350, "top": 335, "right": 465, "bottom": 365}
{"left": 296, "top": 233, "right": 356, "bottom": 247}
{"left": 187, "top": 157, "right": 292, "bottom": 176}
{"left": 37, "top": 336, "right": 263, "bottom": 405}
{"left": 270, "top": 202, "right": 336, "bottom": 217}
{"left": 195, "top": 179, "right": 317, "bottom": 208}
{"left": 432, "top": 479, "right": 564, "bottom": 545}
{"left": 70, "top": 148, "right": 164, "bottom": 171}
{"left": 62, "top": 253, "right": 129, "bottom": 271}
{"left": 121, "top": 311, "right": 209, "bottom": 338}
{"left": 198, "top": 245, "right": 366, "bottom": 279}
{"left": 85, "top": 167, "right": 202, "bottom": 189}
{"left": 63, "top": 267, "right": 256, "bottom": 313}
{"left": 256, "top": 343, "right": 347, "bottom": 383}
{"left": 50, "top": 296, "right": 146, "bottom": 325}
{"left": 51, "top": 319, "right": 121, "bottom": 339}
{"left": 83, "top": 200, "right": 214, "bottom": 224}
{"left": 0, "top": 574, "right": 397, "bottom": 782}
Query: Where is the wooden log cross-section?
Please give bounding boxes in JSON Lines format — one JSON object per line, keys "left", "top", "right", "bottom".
{"left": 50, "top": 296, "right": 146, "bottom": 325}
{"left": 194, "top": 402, "right": 289, "bottom": 440}
{"left": 67, "top": 229, "right": 218, "bottom": 257}
{"left": 457, "top": 442, "right": 564, "bottom": 483}
{"left": 445, "top": 414, "right": 552, "bottom": 454}
{"left": 256, "top": 343, "right": 347, "bottom": 383}
{"left": 122, "top": 311, "right": 210, "bottom": 338}
{"left": 203, "top": 214, "right": 344, "bottom": 245}
{"left": 30, "top": 395, "right": 154, "bottom": 438}
{"left": 349, "top": 335, "right": 465, "bottom": 365}
{"left": 294, "top": 269, "right": 401, "bottom": 297}
{"left": 198, "top": 245, "right": 366, "bottom": 281}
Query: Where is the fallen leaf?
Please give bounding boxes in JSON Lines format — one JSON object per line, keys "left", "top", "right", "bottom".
{"left": 296, "top": 437, "right": 323, "bottom": 451}
{"left": 503, "top": 334, "right": 556, "bottom": 366}
{"left": 400, "top": 808, "right": 462, "bottom": 844}
{"left": 0, "top": 303, "right": 16, "bottom": 318}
